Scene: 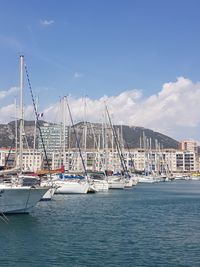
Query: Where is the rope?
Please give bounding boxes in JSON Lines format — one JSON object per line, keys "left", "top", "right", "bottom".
{"left": 66, "top": 97, "right": 88, "bottom": 178}
{"left": 25, "top": 187, "right": 32, "bottom": 210}
{"left": 24, "top": 63, "right": 51, "bottom": 174}
{"left": 105, "top": 104, "right": 129, "bottom": 177}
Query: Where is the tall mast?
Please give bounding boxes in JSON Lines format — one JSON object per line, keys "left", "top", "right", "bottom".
{"left": 63, "top": 96, "right": 66, "bottom": 169}
{"left": 83, "top": 97, "right": 87, "bottom": 170}
{"left": 66, "top": 97, "right": 88, "bottom": 177}
{"left": 19, "top": 55, "right": 24, "bottom": 173}
{"left": 59, "top": 97, "right": 62, "bottom": 168}
{"left": 105, "top": 104, "right": 128, "bottom": 175}
{"left": 15, "top": 98, "right": 18, "bottom": 156}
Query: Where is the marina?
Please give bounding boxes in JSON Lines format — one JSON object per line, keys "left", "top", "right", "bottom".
{"left": 1, "top": 180, "right": 200, "bottom": 266}
{"left": 1, "top": 1, "right": 200, "bottom": 266}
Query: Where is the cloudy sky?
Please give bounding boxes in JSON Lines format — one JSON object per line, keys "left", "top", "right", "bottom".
{"left": 0, "top": 0, "right": 200, "bottom": 142}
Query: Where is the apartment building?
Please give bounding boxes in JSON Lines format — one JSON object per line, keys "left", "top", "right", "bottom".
{"left": 38, "top": 123, "right": 68, "bottom": 154}
{"left": 180, "top": 140, "right": 198, "bottom": 154}
{"left": 16, "top": 149, "right": 43, "bottom": 172}
{"left": 49, "top": 148, "right": 197, "bottom": 174}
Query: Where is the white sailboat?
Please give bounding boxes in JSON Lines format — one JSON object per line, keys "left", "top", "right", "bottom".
{"left": 91, "top": 179, "right": 109, "bottom": 192}
{"left": 103, "top": 105, "right": 130, "bottom": 189}
{"left": 0, "top": 55, "right": 49, "bottom": 214}
{"left": 54, "top": 176, "right": 90, "bottom": 194}
{"left": 88, "top": 172, "right": 109, "bottom": 192}
{"left": 107, "top": 174, "right": 125, "bottom": 189}
{"left": 53, "top": 97, "right": 90, "bottom": 194}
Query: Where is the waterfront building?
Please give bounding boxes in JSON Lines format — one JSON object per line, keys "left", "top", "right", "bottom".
{"left": 49, "top": 148, "right": 197, "bottom": 174}
{"left": 0, "top": 148, "right": 16, "bottom": 168}
{"left": 38, "top": 123, "right": 63, "bottom": 153}
{"left": 0, "top": 148, "right": 43, "bottom": 172}
{"left": 31, "top": 125, "right": 200, "bottom": 174}
{"left": 16, "top": 149, "right": 43, "bottom": 172}
{"left": 0, "top": 146, "right": 197, "bottom": 174}
{"left": 180, "top": 140, "right": 198, "bottom": 154}
{"left": 38, "top": 123, "right": 69, "bottom": 169}
{"left": 175, "top": 151, "right": 195, "bottom": 172}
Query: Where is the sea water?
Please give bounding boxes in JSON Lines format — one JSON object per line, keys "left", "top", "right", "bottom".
{"left": 1, "top": 181, "right": 200, "bottom": 267}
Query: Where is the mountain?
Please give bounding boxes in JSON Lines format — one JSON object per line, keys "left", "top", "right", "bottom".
{"left": 121, "top": 125, "right": 179, "bottom": 149}
{"left": 0, "top": 120, "right": 47, "bottom": 149}
{"left": 73, "top": 122, "right": 179, "bottom": 149}
{"left": 0, "top": 120, "right": 179, "bottom": 150}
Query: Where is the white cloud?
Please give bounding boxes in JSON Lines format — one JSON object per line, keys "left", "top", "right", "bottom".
{"left": 42, "top": 77, "right": 200, "bottom": 141}
{"left": 0, "top": 87, "right": 19, "bottom": 100}
{"left": 1, "top": 77, "right": 200, "bottom": 141}
{"left": 40, "top": 19, "right": 55, "bottom": 26}
{"left": 74, "top": 72, "right": 84, "bottom": 79}
{"left": 0, "top": 104, "right": 16, "bottom": 123}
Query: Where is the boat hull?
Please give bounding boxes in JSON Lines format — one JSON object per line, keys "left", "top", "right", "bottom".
{"left": 55, "top": 180, "right": 89, "bottom": 194}
{"left": 107, "top": 175, "right": 125, "bottom": 189}
{"left": 0, "top": 186, "right": 49, "bottom": 214}
{"left": 92, "top": 180, "right": 109, "bottom": 192}
{"left": 41, "top": 187, "right": 56, "bottom": 200}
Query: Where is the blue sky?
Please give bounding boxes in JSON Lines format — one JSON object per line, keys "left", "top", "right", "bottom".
{"left": 0, "top": 0, "right": 200, "bottom": 141}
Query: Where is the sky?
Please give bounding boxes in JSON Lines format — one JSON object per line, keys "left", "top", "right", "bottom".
{"left": 0, "top": 0, "right": 200, "bottom": 142}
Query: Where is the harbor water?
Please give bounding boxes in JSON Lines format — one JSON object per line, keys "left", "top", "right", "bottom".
{"left": 1, "top": 180, "right": 200, "bottom": 266}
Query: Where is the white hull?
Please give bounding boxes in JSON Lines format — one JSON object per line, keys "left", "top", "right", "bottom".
{"left": 124, "top": 179, "right": 134, "bottom": 188}
{"left": 107, "top": 176, "right": 125, "bottom": 189}
{"left": 0, "top": 185, "right": 49, "bottom": 213}
{"left": 92, "top": 180, "right": 109, "bottom": 192}
{"left": 137, "top": 176, "right": 157, "bottom": 183}
{"left": 132, "top": 180, "right": 138, "bottom": 186}
{"left": 40, "top": 180, "right": 56, "bottom": 200}
{"left": 41, "top": 187, "right": 56, "bottom": 200}
{"left": 55, "top": 180, "right": 90, "bottom": 194}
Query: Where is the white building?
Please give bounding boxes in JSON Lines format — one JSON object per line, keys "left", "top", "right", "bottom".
{"left": 49, "top": 148, "right": 198, "bottom": 174}
{"left": 16, "top": 149, "right": 43, "bottom": 172}
{"left": 0, "top": 148, "right": 16, "bottom": 168}
{"left": 180, "top": 140, "right": 198, "bottom": 154}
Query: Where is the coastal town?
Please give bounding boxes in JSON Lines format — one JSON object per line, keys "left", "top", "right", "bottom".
{"left": 1, "top": 1, "right": 200, "bottom": 266}
{"left": 0, "top": 125, "right": 199, "bottom": 179}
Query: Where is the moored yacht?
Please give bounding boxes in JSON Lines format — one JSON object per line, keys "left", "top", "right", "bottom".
{"left": 0, "top": 55, "right": 50, "bottom": 213}
{"left": 0, "top": 179, "right": 49, "bottom": 213}
{"left": 107, "top": 175, "right": 125, "bottom": 189}
{"left": 53, "top": 174, "right": 90, "bottom": 194}
{"left": 91, "top": 179, "right": 109, "bottom": 192}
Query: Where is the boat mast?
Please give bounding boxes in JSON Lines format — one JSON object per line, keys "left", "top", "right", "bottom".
{"left": 105, "top": 104, "right": 129, "bottom": 176}
{"left": 63, "top": 96, "right": 67, "bottom": 169}
{"left": 15, "top": 98, "right": 18, "bottom": 159}
{"left": 19, "top": 55, "right": 24, "bottom": 173}
{"left": 66, "top": 97, "right": 88, "bottom": 177}
{"left": 83, "top": 97, "right": 87, "bottom": 170}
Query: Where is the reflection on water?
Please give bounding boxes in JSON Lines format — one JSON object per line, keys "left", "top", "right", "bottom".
{"left": 1, "top": 181, "right": 200, "bottom": 267}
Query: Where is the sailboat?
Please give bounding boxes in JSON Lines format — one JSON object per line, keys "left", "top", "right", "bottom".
{"left": 54, "top": 96, "right": 90, "bottom": 194}
{"left": 104, "top": 105, "right": 128, "bottom": 189}
{"left": 0, "top": 55, "right": 49, "bottom": 214}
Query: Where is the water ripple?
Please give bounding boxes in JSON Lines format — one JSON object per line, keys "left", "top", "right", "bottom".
{"left": 1, "top": 181, "right": 200, "bottom": 266}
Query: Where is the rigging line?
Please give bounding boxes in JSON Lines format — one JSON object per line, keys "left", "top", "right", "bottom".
{"left": 89, "top": 122, "right": 104, "bottom": 168}
{"left": 66, "top": 97, "right": 88, "bottom": 177}
{"left": 4, "top": 138, "right": 15, "bottom": 168}
{"left": 123, "top": 131, "right": 135, "bottom": 172}
{"left": 114, "top": 125, "right": 130, "bottom": 175}
{"left": 25, "top": 187, "right": 31, "bottom": 210}
{"left": 105, "top": 104, "right": 129, "bottom": 176}
{"left": 24, "top": 63, "right": 51, "bottom": 173}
